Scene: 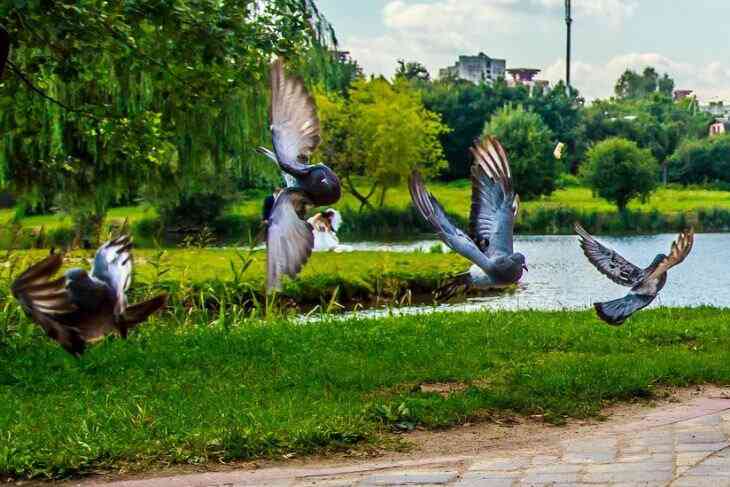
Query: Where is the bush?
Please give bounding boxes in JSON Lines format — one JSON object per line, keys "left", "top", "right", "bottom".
{"left": 484, "top": 105, "right": 559, "bottom": 199}
{"left": 157, "top": 192, "right": 229, "bottom": 232}
{"left": 581, "top": 138, "right": 659, "bottom": 211}
{"left": 669, "top": 135, "right": 730, "bottom": 185}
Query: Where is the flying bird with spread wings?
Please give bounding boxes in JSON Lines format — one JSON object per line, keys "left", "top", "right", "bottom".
{"left": 410, "top": 136, "right": 527, "bottom": 297}
{"left": 257, "top": 58, "right": 341, "bottom": 292}
{"left": 575, "top": 224, "right": 694, "bottom": 325}
{"left": 11, "top": 235, "right": 168, "bottom": 356}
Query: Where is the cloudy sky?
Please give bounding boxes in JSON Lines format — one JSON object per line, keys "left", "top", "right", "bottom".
{"left": 316, "top": 0, "right": 730, "bottom": 102}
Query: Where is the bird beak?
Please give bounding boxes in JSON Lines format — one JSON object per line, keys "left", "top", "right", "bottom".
{"left": 522, "top": 264, "right": 529, "bottom": 272}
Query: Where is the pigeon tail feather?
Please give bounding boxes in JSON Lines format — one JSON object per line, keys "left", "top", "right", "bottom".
{"left": 594, "top": 293, "right": 655, "bottom": 326}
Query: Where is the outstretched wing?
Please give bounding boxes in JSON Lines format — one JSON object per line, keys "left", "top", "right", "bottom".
{"left": 646, "top": 229, "right": 694, "bottom": 281}
{"left": 410, "top": 171, "right": 495, "bottom": 273}
{"left": 91, "top": 234, "right": 133, "bottom": 315}
{"left": 268, "top": 57, "right": 320, "bottom": 177}
{"left": 266, "top": 189, "right": 314, "bottom": 292}
{"left": 11, "top": 254, "right": 84, "bottom": 356}
{"left": 12, "top": 254, "right": 77, "bottom": 316}
{"left": 469, "top": 136, "right": 518, "bottom": 257}
{"left": 575, "top": 223, "right": 644, "bottom": 287}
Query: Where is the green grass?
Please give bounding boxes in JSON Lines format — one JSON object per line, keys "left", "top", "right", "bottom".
{"left": 2, "top": 307, "right": 730, "bottom": 479}
{"left": 0, "top": 249, "right": 466, "bottom": 312}
{"left": 6, "top": 184, "right": 730, "bottom": 236}
{"left": 2, "top": 183, "right": 730, "bottom": 248}
{"left": 229, "top": 183, "right": 730, "bottom": 218}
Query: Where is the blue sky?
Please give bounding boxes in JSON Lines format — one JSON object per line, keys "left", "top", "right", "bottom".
{"left": 316, "top": 0, "right": 730, "bottom": 101}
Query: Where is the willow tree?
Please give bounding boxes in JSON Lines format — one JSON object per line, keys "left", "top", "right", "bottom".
{"left": 0, "top": 0, "right": 337, "bottom": 241}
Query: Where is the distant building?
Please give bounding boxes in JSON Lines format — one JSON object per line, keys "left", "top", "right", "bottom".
{"left": 507, "top": 68, "right": 540, "bottom": 85}
{"left": 673, "top": 89, "right": 694, "bottom": 101}
{"left": 439, "top": 52, "right": 506, "bottom": 84}
{"left": 709, "top": 119, "right": 730, "bottom": 137}
{"left": 507, "top": 68, "right": 550, "bottom": 92}
{"left": 701, "top": 101, "right": 730, "bottom": 118}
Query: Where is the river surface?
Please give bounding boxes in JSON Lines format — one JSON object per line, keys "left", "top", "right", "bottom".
{"left": 332, "top": 233, "right": 730, "bottom": 315}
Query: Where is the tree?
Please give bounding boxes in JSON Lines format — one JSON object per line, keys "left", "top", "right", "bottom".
{"left": 614, "top": 67, "right": 674, "bottom": 100}
{"left": 668, "top": 135, "right": 730, "bottom": 185}
{"left": 658, "top": 73, "right": 675, "bottom": 97}
{"left": 527, "top": 81, "right": 583, "bottom": 172}
{"left": 396, "top": 60, "right": 431, "bottom": 83}
{"left": 581, "top": 138, "right": 659, "bottom": 211}
{"left": 421, "top": 78, "right": 581, "bottom": 180}
{"left": 315, "top": 78, "right": 448, "bottom": 209}
{"left": 575, "top": 93, "right": 711, "bottom": 177}
{"left": 0, "top": 0, "right": 330, "bottom": 241}
{"left": 483, "top": 105, "right": 559, "bottom": 199}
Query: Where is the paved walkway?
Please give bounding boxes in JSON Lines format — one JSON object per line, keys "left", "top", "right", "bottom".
{"left": 83, "top": 395, "right": 730, "bottom": 487}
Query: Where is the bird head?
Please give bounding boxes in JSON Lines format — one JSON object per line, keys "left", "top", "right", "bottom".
{"left": 512, "top": 253, "right": 528, "bottom": 272}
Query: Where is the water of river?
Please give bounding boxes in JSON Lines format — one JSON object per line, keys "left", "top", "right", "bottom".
{"left": 333, "top": 234, "right": 730, "bottom": 315}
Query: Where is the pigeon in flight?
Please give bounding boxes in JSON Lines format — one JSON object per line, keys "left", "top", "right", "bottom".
{"left": 575, "top": 224, "right": 694, "bottom": 325}
{"left": 11, "top": 236, "right": 168, "bottom": 356}
{"left": 257, "top": 58, "right": 342, "bottom": 292}
{"left": 410, "top": 136, "right": 527, "bottom": 296}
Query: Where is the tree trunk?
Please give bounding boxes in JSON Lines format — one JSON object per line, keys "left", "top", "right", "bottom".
{"left": 377, "top": 186, "right": 388, "bottom": 207}
{"left": 344, "top": 174, "right": 376, "bottom": 212}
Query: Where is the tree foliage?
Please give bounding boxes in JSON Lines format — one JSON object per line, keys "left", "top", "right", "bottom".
{"left": 483, "top": 105, "right": 558, "bottom": 200}
{"left": 668, "top": 135, "right": 730, "bottom": 185}
{"left": 576, "top": 92, "right": 711, "bottom": 174}
{"left": 316, "top": 78, "right": 448, "bottom": 208}
{"left": 422, "top": 78, "right": 581, "bottom": 179}
{"left": 396, "top": 60, "right": 430, "bottom": 83}
{"left": 581, "top": 137, "right": 659, "bottom": 211}
{"left": 0, "top": 0, "right": 334, "bottom": 239}
{"left": 615, "top": 67, "right": 675, "bottom": 100}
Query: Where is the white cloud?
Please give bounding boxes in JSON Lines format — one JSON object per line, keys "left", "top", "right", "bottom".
{"left": 341, "top": 0, "right": 637, "bottom": 79}
{"left": 542, "top": 53, "right": 730, "bottom": 102}
{"left": 338, "top": 0, "right": 730, "bottom": 104}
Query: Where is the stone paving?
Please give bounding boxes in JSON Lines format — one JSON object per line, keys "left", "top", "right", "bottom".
{"left": 84, "top": 395, "right": 730, "bottom": 487}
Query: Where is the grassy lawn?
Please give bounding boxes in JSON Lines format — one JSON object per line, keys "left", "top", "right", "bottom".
{"left": 2, "top": 307, "right": 730, "bottom": 479}
{"left": 1, "top": 249, "right": 465, "bottom": 310}
{"left": 5, "top": 184, "right": 730, "bottom": 235}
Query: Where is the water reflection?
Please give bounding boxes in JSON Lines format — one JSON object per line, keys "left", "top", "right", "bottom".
{"left": 338, "top": 234, "right": 730, "bottom": 317}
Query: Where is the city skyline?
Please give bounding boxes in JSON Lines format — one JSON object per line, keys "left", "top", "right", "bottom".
{"left": 317, "top": 0, "right": 730, "bottom": 102}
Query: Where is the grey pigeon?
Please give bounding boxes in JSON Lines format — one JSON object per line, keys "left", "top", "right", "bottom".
{"left": 257, "top": 58, "right": 341, "bottom": 292}
{"left": 410, "top": 136, "right": 527, "bottom": 296}
{"left": 575, "top": 224, "right": 694, "bottom": 325}
{"left": 11, "top": 236, "right": 168, "bottom": 356}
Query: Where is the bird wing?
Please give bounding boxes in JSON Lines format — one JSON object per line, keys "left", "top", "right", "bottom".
{"left": 268, "top": 57, "right": 319, "bottom": 178}
{"left": 91, "top": 234, "right": 133, "bottom": 315}
{"left": 11, "top": 254, "right": 77, "bottom": 316}
{"left": 11, "top": 254, "right": 85, "bottom": 356}
{"left": 266, "top": 189, "right": 314, "bottom": 292}
{"left": 646, "top": 229, "right": 694, "bottom": 281}
{"left": 574, "top": 223, "right": 644, "bottom": 287}
{"left": 410, "top": 171, "right": 495, "bottom": 273}
{"left": 469, "top": 136, "right": 519, "bottom": 257}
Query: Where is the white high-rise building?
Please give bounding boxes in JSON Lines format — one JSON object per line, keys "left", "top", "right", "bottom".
{"left": 439, "top": 52, "right": 506, "bottom": 84}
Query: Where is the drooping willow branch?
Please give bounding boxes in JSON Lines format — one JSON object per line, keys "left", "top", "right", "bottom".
{"left": 7, "top": 60, "right": 107, "bottom": 121}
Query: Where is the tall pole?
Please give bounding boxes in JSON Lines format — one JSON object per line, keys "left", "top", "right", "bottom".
{"left": 565, "top": 0, "right": 572, "bottom": 91}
